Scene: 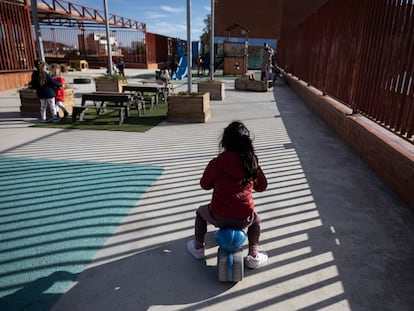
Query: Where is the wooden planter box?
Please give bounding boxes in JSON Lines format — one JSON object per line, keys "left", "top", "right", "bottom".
{"left": 19, "top": 88, "right": 75, "bottom": 117}
{"left": 197, "top": 80, "right": 225, "bottom": 100}
{"left": 167, "top": 92, "right": 211, "bottom": 123}
{"left": 235, "top": 76, "right": 273, "bottom": 92}
{"left": 95, "top": 78, "right": 128, "bottom": 92}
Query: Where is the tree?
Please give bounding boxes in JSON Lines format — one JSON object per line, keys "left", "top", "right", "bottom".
{"left": 200, "top": 14, "right": 211, "bottom": 53}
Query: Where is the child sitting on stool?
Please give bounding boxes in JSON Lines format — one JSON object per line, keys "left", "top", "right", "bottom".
{"left": 187, "top": 121, "right": 268, "bottom": 269}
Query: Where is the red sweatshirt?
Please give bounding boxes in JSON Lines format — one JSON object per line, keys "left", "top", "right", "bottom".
{"left": 200, "top": 151, "right": 267, "bottom": 219}
{"left": 53, "top": 76, "right": 65, "bottom": 102}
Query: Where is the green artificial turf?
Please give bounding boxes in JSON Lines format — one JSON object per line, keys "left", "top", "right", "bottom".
{"left": 32, "top": 100, "right": 167, "bottom": 132}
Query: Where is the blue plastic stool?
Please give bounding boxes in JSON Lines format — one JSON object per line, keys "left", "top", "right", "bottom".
{"left": 216, "top": 228, "right": 247, "bottom": 282}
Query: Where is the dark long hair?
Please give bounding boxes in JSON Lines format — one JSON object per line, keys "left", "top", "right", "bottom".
{"left": 220, "top": 121, "right": 258, "bottom": 182}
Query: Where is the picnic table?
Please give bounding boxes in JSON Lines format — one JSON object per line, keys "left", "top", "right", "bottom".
{"left": 72, "top": 92, "right": 135, "bottom": 125}
{"left": 81, "top": 92, "right": 133, "bottom": 109}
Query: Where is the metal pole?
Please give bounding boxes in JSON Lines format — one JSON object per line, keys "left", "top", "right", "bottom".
{"left": 187, "top": 0, "right": 192, "bottom": 92}
{"left": 103, "top": 0, "right": 113, "bottom": 75}
{"left": 30, "top": 0, "right": 45, "bottom": 61}
{"left": 210, "top": 0, "right": 214, "bottom": 80}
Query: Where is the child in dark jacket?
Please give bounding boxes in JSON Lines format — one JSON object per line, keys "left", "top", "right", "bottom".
{"left": 187, "top": 121, "right": 268, "bottom": 269}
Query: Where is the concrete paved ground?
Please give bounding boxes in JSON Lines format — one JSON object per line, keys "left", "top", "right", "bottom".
{"left": 0, "top": 69, "right": 413, "bottom": 311}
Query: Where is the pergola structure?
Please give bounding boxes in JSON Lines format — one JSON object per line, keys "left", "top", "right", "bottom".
{"left": 0, "top": 0, "right": 150, "bottom": 90}
{"left": 35, "top": 0, "right": 146, "bottom": 31}
{"left": 31, "top": 0, "right": 147, "bottom": 72}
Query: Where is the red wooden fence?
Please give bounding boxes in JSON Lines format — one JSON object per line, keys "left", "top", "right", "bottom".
{"left": 277, "top": 0, "right": 414, "bottom": 143}
{"left": 0, "top": 0, "right": 36, "bottom": 73}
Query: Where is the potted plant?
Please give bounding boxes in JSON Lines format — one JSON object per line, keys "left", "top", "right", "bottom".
{"left": 94, "top": 73, "right": 128, "bottom": 92}
{"left": 197, "top": 79, "right": 225, "bottom": 100}
{"left": 19, "top": 84, "right": 75, "bottom": 117}
{"left": 167, "top": 91, "right": 211, "bottom": 123}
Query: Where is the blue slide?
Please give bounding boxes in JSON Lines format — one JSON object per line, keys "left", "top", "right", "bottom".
{"left": 174, "top": 55, "right": 188, "bottom": 80}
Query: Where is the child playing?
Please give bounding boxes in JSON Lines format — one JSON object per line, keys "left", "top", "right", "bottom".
{"left": 30, "top": 60, "right": 61, "bottom": 123}
{"left": 187, "top": 121, "right": 268, "bottom": 269}
{"left": 50, "top": 64, "right": 69, "bottom": 119}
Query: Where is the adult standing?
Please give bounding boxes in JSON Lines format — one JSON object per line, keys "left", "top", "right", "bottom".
{"left": 30, "top": 60, "right": 61, "bottom": 123}
{"left": 168, "top": 55, "right": 179, "bottom": 79}
{"left": 203, "top": 52, "right": 211, "bottom": 76}
{"left": 261, "top": 42, "right": 274, "bottom": 81}
{"left": 197, "top": 55, "right": 204, "bottom": 76}
{"left": 117, "top": 58, "right": 125, "bottom": 76}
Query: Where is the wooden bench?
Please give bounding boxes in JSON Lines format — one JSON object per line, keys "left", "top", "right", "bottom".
{"left": 72, "top": 105, "right": 126, "bottom": 125}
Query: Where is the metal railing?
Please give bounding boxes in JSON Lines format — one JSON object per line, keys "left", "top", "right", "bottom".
{"left": 277, "top": 0, "right": 414, "bottom": 143}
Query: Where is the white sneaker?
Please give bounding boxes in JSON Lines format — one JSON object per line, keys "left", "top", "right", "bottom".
{"left": 245, "top": 252, "right": 268, "bottom": 269}
{"left": 186, "top": 240, "right": 205, "bottom": 259}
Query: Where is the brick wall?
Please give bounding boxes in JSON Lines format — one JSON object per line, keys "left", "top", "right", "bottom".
{"left": 286, "top": 74, "right": 414, "bottom": 209}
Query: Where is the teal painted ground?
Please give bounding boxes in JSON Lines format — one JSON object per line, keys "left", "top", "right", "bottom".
{"left": 0, "top": 156, "right": 163, "bottom": 311}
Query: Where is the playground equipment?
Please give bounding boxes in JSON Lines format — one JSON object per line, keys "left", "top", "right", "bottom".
{"left": 69, "top": 59, "right": 88, "bottom": 72}
{"left": 174, "top": 55, "right": 188, "bottom": 80}
{"left": 216, "top": 228, "right": 247, "bottom": 282}
{"left": 171, "top": 41, "right": 188, "bottom": 80}
{"left": 223, "top": 23, "right": 249, "bottom": 75}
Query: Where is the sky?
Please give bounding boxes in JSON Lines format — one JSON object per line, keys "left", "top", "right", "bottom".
{"left": 82, "top": 0, "right": 212, "bottom": 40}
